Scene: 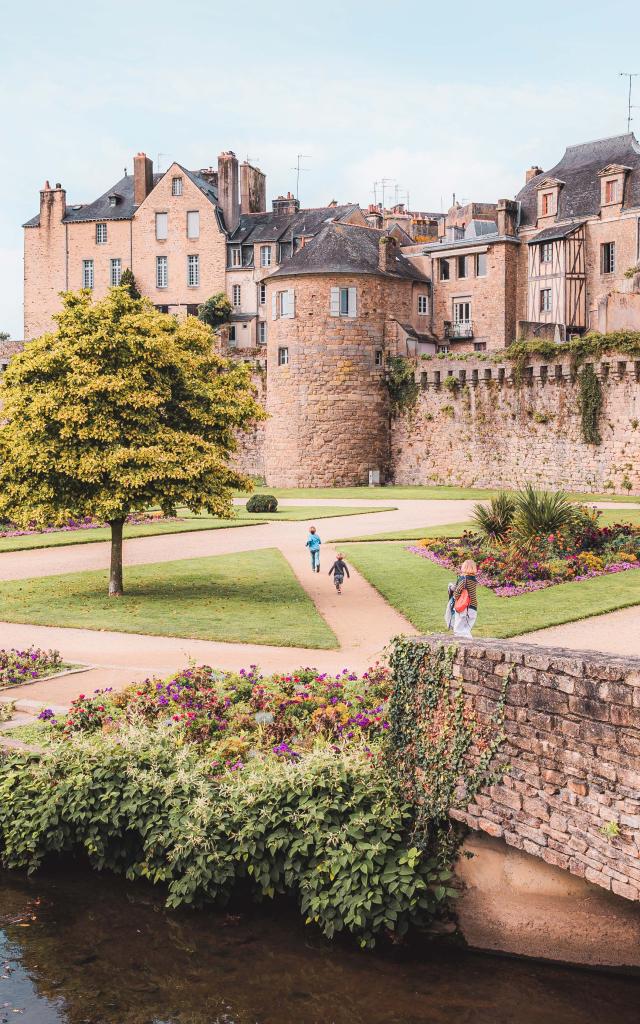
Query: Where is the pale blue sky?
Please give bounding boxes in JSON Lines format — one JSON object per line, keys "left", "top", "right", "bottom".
{"left": 1, "top": 0, "right": 638, "bottom": 337}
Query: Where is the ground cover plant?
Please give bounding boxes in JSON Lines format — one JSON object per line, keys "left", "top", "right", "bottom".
{"left": 0, "top": 548, "right": 337, "bottom": 648}
{"left": 0, "top": 505, "right": 392, "bottom": 554}
{"left": 410, "top": 489, "right": 640, "bottom": 596}
{"left": 0, "top": 648, "right": 505, "bottom": 948}
{"left": 340, "top": 542, "right": 640, "bottom": 638}
{"left": 0, "top": 648, "right": 63, "bottom": 690}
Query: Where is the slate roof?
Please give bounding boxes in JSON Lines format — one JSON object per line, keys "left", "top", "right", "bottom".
{"left": 517, "top": 133, "right": 640, "bottom": 227}
{"left": 420, "top": 232, "right": 519, "bottom": 253}
{"left": 23, "top": 164, "right": 219, "bottom": 228}
{"left": 229, "top": 204, "right": 360, "bottom": 245}
{"left": 526, "top": 221, "right": 586, "bottom": 244}
{"left": 269, "top": 223, "right": 431, "bottom": 282}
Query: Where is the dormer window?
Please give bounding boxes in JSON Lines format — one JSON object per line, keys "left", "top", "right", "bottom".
{"left": 605, "top": 180, "right": 618, "bottom": 204}
{"left": 171, "top": 176, "right": 183, "bottom": 197}
{"left": 108, "top": 194, "right": 120, "bottom": 208}
{"left": 598, "top": 164, "right": 630, "bottom": 208}
{"left": 536, "top": 177, "right": 563, "bottom": 222}
{"left": 541, "top": 192, "right": 553, "bottom": 216}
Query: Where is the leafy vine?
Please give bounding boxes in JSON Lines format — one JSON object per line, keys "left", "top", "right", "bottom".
{"left": 578, "top": 363, "right": 603, "bottom": 444}
{"left": 388, "top": 637, "right": 509, "bottom": 865}
{"left": 384, "top": 356, "right": 420, "bottom": 416}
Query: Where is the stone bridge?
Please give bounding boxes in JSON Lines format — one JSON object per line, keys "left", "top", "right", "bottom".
{"left": 402, "top": 635, "right": 640, "bottom": 965}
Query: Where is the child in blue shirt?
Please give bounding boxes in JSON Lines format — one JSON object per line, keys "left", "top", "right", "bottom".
{"left": 306, "top": 525, "right": 321, "bottom": 572}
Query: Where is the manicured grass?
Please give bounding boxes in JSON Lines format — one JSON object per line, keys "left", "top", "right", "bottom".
{"left": 336, "top": 509, "right": 640, "bottom": 543}
{"left": 0, "top": 505, "right": 392, "bottom": 554}
{"left": 241, "top": 484, "right": 640, "bottom": 503}
{"left": 340, "top": 542, "right": 640, "bottom": 639}
{"left": 0, "top": 548, "right": 338, "bottom": 649}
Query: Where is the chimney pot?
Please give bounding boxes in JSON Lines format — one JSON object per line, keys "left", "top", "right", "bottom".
{"left": 43, "top": 180, "right": 51, "bottom": 190}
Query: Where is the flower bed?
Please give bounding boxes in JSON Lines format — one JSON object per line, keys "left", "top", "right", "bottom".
{"left": 0, "top": 647, "right": 63, "bottom": 690}
{"left": 408, "top": 517, "right": 640, "bottom": 597}
{"left": 0, "top": 511, "right": 178, "bottom": 540}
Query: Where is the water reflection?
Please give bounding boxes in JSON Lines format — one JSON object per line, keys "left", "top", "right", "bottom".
{"left": 1, "top": 866, "right": 638, "bottom": 1024}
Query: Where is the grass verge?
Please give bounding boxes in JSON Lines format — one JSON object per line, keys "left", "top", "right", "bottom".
{"left": 340, "top": 542, "right": 640, "bottom": 638}
{"left": 0, "top": 505, "right": 393, "bottom": 554}
{"left": 241, "top": 485, "right": 640, "bottom": 503}
{"left": 0, "top": 548, "right": 338, "bottom": 649}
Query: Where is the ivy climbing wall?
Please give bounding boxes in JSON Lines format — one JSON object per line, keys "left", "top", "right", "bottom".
{"left": 391, "top": 354, "right": 640, "bottom": 494}
{"left": 397, "top": 635, "right": 640, "bottom": 901}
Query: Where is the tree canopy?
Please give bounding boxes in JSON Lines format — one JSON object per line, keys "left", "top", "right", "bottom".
{"left": 198, "top": 292, "right": 232, "bottom": 330}
{"left": 0, "top": 287, "right": 264, "bottom": 594}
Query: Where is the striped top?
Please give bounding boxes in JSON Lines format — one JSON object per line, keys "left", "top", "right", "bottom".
{"left": 454, "top": 575, "right": 478, "bottom": 610}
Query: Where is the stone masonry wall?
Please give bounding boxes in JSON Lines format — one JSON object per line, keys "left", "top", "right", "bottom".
{"left": 410, "top": 635, "right": 640, "bottom": 900}
{"left": 392, "top": 353, "right": 640, "bottom": 493}
{"left": 232, "top": 363, "right": 267, "bottom": 480}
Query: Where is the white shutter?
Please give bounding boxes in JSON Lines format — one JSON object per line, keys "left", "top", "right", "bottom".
{"left": 155, "top": 212, "right": 168, "bottom": 240}
{"left": 330, "top": 287, "right": 340, "bottom": 316}
{"left": 348, "top": 287, "right": 357, "bottom": 318}
{"left": 272, "top": 292, "right": 277, "bottom": 321}
{"left": 287, "top": 288, "right": 295, "bottom": 318}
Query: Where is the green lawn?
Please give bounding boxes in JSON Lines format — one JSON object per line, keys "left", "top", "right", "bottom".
{"left": 0, "top": 548, "right": 338, "bottom": 649}
{"left": 336, "top": 509, "right": 640, "bottom": 544}
{"left": 0, "top": 505, "right": 393, "bottom": 554}
{"left": 340, "top": 542, "right": 640, "bottom": 638}
{"left": 241, "top": 484, "right": 640, "bottom": 503}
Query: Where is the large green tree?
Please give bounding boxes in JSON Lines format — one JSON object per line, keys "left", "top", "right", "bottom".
{"left": 197, "top": 292, "right": 232, "bottom": 330}
{"left": 0, "top": 288, "right": 264, "bottom": 596}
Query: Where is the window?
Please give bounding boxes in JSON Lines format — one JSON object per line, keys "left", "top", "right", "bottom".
{"left": 258, "top": 321, "right": 267, "bottom": 344}
{"left": 474, "top": 342, "right": 487, "bottom": 352}
{"left": 540, "top": 288, "right": 552, "bottom": 313}
{"left": 601, "top": 241, "right": 616, "bottom": 275}
{"left": 230, "top": 246, "right": 242, "bottom": 267}
{"left": 374, "top": 349, "right": 384, "bottom": 367}
{"left": 330, "top": 286, "right": 357, "bottom": 317}
{"left": 439, "top": 258, "right": 450, "bottom": 281}
{"left": 96, "top": 223, "right": 107, "bottom": 244}
{"left": 475, "top": 252, "right": 487, "bottom": 276}
{"left": 457, "top": 255, "right": 468, "bottom": 279}
{"left": 109, "top": 195, "right": 118, "bottom": 208}
{"left": 437, "top": 345, "right": 450, "bottom": 354}
{"left": 171, "top": 176, "right": 183, "bottom": 196}
{"left": 605, "top": 179, "right": 618, "bottom": 204}
{"left": 541, "top": 192, "right": 553, "bottom": 216}
{"left": 82, "top": 259, "right": 94, "bottom": 289}
{"left": 187, "top": 255, "right": 199, "bottom": 287}
{"left": 417, "top": 294, "right": 429, "bottom": 315}
{"left": 110, "top": 258, "right": 122, "bottom": 286}
{"left": 540, "top": 242, "right": 553, "bottom": 264}
{"left": 453, "top": 300, "right": 471, "bottom": 325}
{"left": 260, "top": 245, "right": 272, "bottom": 267}
{"left": 186, "top": 304, "right": 199, "bottom": 316}
{"left": 232, "top": 284, "right": 241, "bottom": 307}
{"left": 187, "top": 211, "right": 200, "bottom": 239}
{"left": 259, "top": 282, "right": 266, "bottom": 305}
{"left": 228, "top": 325, "right": 236, "bottom": 343}
{"left": 155, "top": 212, "right": 168, "bottom": 240}
{"left": 274, "top": 289, "right": 294, "bottom": 319}
{"left": 278, "top": 347, "right": 289, "bottom": 366}
{"left": 156, "top": 255, "right": 168, "bottom": 289}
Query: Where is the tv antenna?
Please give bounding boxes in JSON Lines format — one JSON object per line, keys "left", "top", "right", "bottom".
{"left": 292, "top": 154, "right": 311, "bottom": 201}
{"left": 380, "top": 177, "right": 394, "bottom": 210}
{"left": 156, "top": 152, "right": 170, "bottom": 173}
{"left": 620, "top": 73, "right": 639, "bottom": 132}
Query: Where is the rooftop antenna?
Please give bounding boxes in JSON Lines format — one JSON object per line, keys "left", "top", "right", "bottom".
{"left": 245, "top": 154, "right": 260, "bottom": 165}
{"left": 156, "top": 153, "right": 170, "bottom": 173}
{"left": 620, "top": 73, "right": 639, "bottom": 132}
{"left": 381, "top": 177, "right": 394, "bottom": 211}
{"left": 373, "top": 180, "right": 381, "bottom": 205}
{"left": 292, "top": 154, "right": 311, "bottom": 202}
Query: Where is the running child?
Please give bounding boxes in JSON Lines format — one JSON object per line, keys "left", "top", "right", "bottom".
{"left": 306, "top": 525, "right": 322, "bottom": 572}
{"left": 328, "top": 553, "right": 350, "bottom": 594}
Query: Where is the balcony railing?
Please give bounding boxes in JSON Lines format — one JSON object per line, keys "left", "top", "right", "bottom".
{"left": 444, "top": 320, "right": 474, "bottom": 340}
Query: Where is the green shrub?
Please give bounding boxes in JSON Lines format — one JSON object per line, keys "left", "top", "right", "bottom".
{"left": 512, "top": 484, "right": 576, "bottom": 545}
{"left": 472, "top": 492, "right": 515, "bottom": 544}
{"left": 578, "top": 363, "right": 603, "bottom": 444}
{"left": 246, "top": 494, "right": 278, "bottom": 513}
{"left": 0, "top": 731, "right": 449, "bottom": 947}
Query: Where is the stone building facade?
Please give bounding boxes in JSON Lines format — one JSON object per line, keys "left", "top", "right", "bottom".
{"left": 264, "top": 224, "right": 432, "bottom": 486}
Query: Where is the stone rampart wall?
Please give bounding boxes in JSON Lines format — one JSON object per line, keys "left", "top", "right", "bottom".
{"left": 410, "top": 635, "right": 640, "bottom": 900}
{"left": 232, "top": 363, "right": 267, "bottom": 480}
{"left": 392, "top": 354, "right": 640, "bottom": 493}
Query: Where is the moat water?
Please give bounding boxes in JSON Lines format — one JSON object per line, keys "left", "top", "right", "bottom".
{"left": 1, "top": 866, "right": 638, "bottom": 1024}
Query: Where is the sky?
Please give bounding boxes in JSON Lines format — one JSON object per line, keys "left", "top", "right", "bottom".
{"left": 1, "top": 0, "right": 639, "bottom": 338}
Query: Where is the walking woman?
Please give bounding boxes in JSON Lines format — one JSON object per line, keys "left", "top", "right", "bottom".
{"left": 451, "top": 559, "right": 478, "bottom": 638}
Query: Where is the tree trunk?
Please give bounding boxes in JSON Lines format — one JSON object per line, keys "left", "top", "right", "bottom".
{"left": 108, "top": 519, "right": 125, "bottom": 597}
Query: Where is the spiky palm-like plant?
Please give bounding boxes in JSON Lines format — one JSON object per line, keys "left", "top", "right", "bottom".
{"left": 472, "top": 492, "right": 516, "bottom": 544}
{"left": 511, "top": 484, "right": 577, "bottom": 546}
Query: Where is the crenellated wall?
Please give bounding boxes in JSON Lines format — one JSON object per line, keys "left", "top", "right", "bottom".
{"left": 392, "top": 354, "right": 640, "bottom": 494}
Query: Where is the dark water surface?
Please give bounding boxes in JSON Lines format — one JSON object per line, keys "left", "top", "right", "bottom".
{"left": 1, "top": 867, "right": 638, "bottom": 1024}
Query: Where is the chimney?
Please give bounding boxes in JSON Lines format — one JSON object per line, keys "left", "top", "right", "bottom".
{"left": 133, "top": 152, "right": 154, "bottom": 206}
{"left": 378, "top": 234, "right": 398, "bottom": 273}
{"left": 218, "top": 151, "right": 240, "bottom": 232}
{"left": 272, "top": 192, "right": 300, "bottom": 216}
{"left": 39, "top": 180, "right": 66, "bottom": 226}
{"left": 240, "top": 161, "right": 266, "bottom": 215}
{"left": 526, "top": 165, "right": 543, "bottom": 184}
{"left": 496, "top": 199, "right": 519, "bottom": 236}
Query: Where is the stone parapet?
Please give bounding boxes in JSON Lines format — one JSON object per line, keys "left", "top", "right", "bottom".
{"left": 406, "top": 635, "right": 640, "bottom": 900}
